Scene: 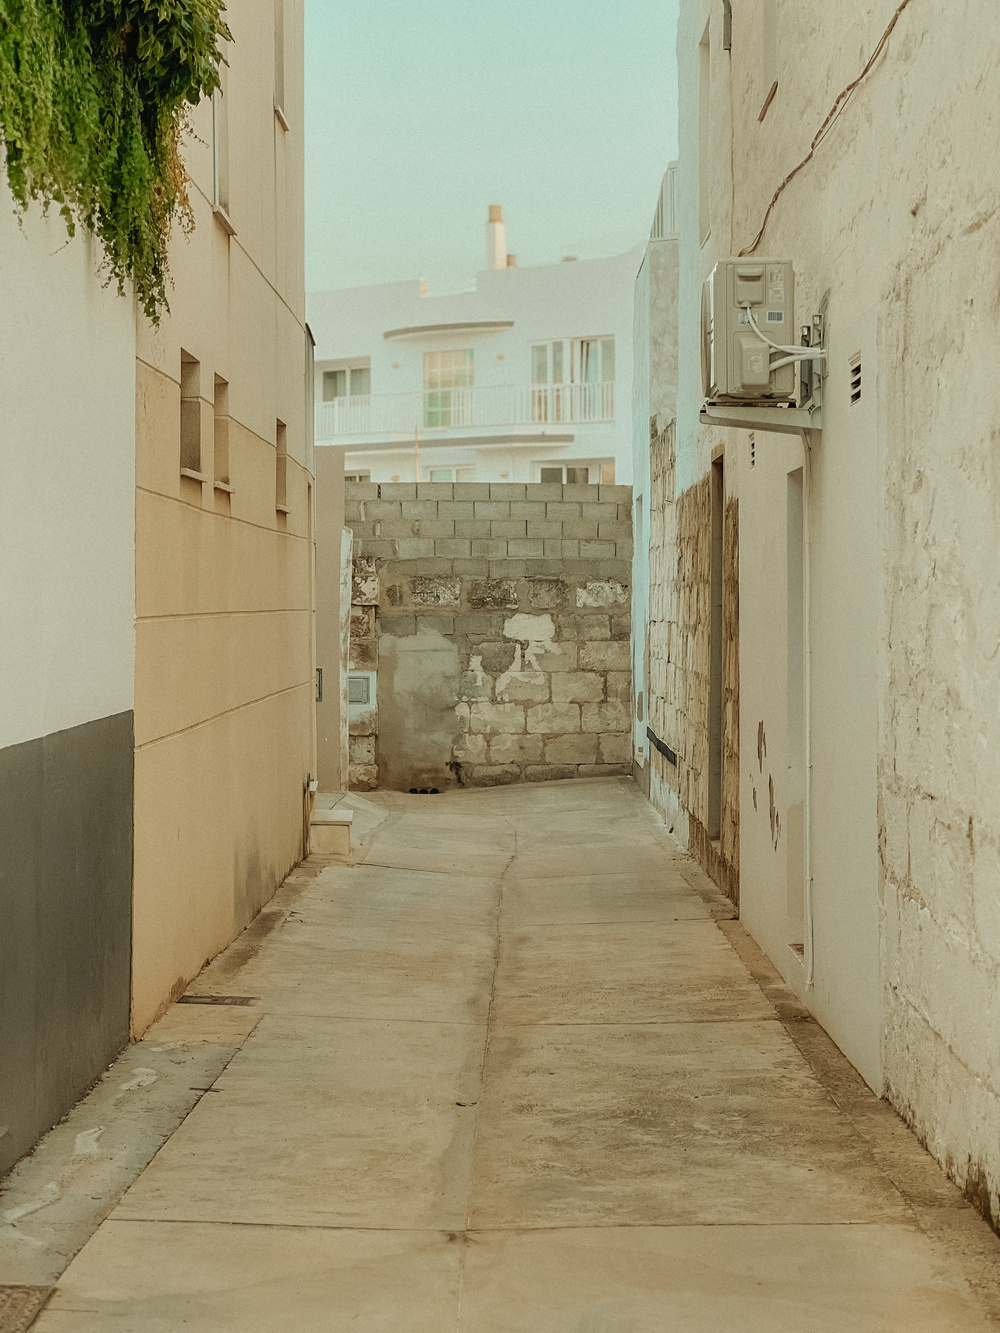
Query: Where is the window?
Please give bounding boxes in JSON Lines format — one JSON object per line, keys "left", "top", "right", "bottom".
{"left": 323, "top": 366, "right": 370, "bottom": 401}
{"left": 275, "top": 420, "right": 288, "bottom": 514}
{"left": 580, "top": 337, "right": 614, "bottom": 422}
{"left": 423, "top": 350, "right": 473, "bottom": 428}
{"left": 581, "top": 338, "right": 614, "bottom": 383}
{"left": 539, "top": 465, "right": 589, "bottom": 484}
{"left": 532, "top": 338, "right": 613, "bottom": 422}
{"left": 532, "top": 340, "right": 567, "bottom": 422}
{"left": 424, "top": 465, "right": 475, "bottom": 483}
{"left": 213, "top": 375, "right": 231, "bottom": 496}
{"left": 532, "top": 341, "right": 565, "bottom": 385}
{"left": 345, "top": 471, "right": 371, "bottom": 483}
{"left": 211, "top": 54, "right": 230, "bottom": 217}
{"left": 180, "top": 352, "right": 202, "bottom": 477}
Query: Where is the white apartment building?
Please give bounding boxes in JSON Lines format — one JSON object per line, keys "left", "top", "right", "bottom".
{"left": 307, "top": 208, "right": 643, "bottom": 485}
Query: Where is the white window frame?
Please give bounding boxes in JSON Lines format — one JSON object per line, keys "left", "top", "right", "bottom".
{"left": 322, "top": 363, "right": 371, "bottom": 403}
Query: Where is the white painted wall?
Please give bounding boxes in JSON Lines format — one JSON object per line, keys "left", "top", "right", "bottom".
{"left": 0, "top": 197, "right": 136, "bottom": 749}
{"left": 677, "top": 0, "right": 882, "bottom": 1088}
{"left": 675, "top": 0, "right": 1000, "bottom": 1222}
{"left": 307, "top": 243, "right": 643, "bottom": 483}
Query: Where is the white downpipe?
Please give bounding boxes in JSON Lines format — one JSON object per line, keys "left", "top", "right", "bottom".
{"left": 803, "top": 435, "right": 815, "bottom": 990}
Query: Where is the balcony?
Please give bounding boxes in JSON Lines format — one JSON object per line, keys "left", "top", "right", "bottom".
{"left": 315, "top": 382, "right": 614, "bottom": 441}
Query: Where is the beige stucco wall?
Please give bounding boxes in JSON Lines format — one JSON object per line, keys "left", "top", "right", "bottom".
{"left": 132, "top": 0, "right": 313, "bottom": 1034}
{"left": 676, "top": 0, "right": 1000, "bottom": 1222}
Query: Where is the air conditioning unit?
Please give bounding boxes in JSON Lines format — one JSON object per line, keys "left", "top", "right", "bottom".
{"left": 702, "top": 259, "right": 797, "bottom": 403}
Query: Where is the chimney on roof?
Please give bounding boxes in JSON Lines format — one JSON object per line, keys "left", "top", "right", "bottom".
{"left": 486, "top": 205, "right": 506, "bottom": 270}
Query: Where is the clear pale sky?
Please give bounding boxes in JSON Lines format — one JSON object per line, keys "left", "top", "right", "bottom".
{"left": 304, "top": 0, "right": 679, "bottom": 296}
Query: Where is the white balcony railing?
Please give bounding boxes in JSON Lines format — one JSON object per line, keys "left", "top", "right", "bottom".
{"left": 315, "top": 381, "right": 614, "bottom": 440}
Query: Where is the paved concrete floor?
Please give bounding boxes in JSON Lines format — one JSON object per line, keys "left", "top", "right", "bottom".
{"left": 19, "top": 778, "right": 1000, "bottom": 1329}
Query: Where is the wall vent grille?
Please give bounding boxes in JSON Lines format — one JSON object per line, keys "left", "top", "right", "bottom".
{"left": 850, "top": 355, "right": 862, "bottom": 405}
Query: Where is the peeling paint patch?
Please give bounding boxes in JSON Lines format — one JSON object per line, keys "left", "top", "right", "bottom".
{"left": 351, "top": 556, "right": 379, "bottom": 606}
{"left": 576, "top": 581, "right": 628, "bottom": 608}
{"left": 768, "top": 775, "right": 781, "bottom": 850}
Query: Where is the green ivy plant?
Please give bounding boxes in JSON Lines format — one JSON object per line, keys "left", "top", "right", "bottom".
{"left": 0, "top": 0, "right": 232, "bottom": 320}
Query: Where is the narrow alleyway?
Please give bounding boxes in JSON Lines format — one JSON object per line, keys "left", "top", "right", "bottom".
{"left": 16, "top": 779, "right": 1000, "bottom": 1329}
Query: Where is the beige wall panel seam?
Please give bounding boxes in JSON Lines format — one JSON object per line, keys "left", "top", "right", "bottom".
{"left": 135, "top": 680, "right": 312, "bottom": 752}
{"left": 137, "top": 608, "right": 311, "bottom": 622}
{"left": 136, "top": 485, "right": 312, "bottom": 543}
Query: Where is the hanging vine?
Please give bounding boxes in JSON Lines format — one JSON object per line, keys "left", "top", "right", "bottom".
{"left": 0, "top": 0, "right": 232, "bottom": 320}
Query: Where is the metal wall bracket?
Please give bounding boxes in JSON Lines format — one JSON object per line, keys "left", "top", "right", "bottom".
{"left": 699, "top": 403, "right": 822, "bottom": 435}
{"left": 700, "top": 311, "right": 825, "bottom": 437}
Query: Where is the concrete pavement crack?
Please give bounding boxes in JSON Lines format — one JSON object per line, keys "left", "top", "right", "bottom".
{"left": 455, "top": 814, "right": 518, "bottom": 1332}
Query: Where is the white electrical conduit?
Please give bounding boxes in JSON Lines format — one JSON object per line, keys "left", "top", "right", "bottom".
{"left": 803, "top": 438, "right": 815, "bottom": 990}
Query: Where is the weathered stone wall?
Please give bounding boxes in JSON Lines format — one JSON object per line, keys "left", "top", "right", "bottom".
{"left": 344, "top": 481, "right": 632, "bottom": 790}
{"left": 645, "top": 420, "right": 739, "bottom": 903}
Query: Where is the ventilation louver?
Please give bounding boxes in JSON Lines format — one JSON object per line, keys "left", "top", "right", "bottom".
{"left": 850, "top": 355, "right": 862, "bottom": 405}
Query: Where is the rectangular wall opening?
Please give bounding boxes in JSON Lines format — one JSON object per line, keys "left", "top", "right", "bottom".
{"left": 212, "top": 62, "right": 230, "bottom": 215}
{"left": 786, "top": 467, "right": 805, "bottom": 946}
{"left": 180, "top": 352, "right": 202, "bottom": 475}
{"left": 213, "top": 376, "right": 229, "bottom": 484}
{"left": 275, "top": 420, "right": 288, "bottom": 522}
{"left": 708, "top": 456, "right": 724, "bottom": 841}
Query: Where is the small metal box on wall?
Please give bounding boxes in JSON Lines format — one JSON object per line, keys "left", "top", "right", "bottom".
{"left": 702, "top": 259, "right": 797, "bottom": 402}
{"left": 348, "top": 671, "right": 377, "bottom": 716}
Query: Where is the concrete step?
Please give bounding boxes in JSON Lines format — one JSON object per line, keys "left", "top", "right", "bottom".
{"left": 309, "top": 804, "right": 353, "bottom": 857}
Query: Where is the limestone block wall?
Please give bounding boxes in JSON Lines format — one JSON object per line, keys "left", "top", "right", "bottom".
{"left": 344, "top": 481, "right": 632, "bottom": 790}
{"left": 645, "top": 420, "right": 739, "bottom": 903}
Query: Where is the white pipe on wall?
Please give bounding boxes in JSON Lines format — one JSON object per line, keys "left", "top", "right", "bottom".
{"left": 803, "top": 435, "right": 815, "bottom": 990}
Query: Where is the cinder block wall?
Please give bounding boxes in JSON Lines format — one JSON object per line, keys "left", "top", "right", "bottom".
{"left": 344, "top": 480, "right": 633, "bottom": 791}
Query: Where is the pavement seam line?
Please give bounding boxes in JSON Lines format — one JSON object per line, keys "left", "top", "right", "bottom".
{"left": 455, "top": 814, "right": 519, "bottom": 1327}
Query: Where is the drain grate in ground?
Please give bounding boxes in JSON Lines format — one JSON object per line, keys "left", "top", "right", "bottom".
{"left": 177, "top": 995, "right": 258, "bottom": 1006}
{"left": 0, "top": 1286, "right": 55, "bottom": 1332}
